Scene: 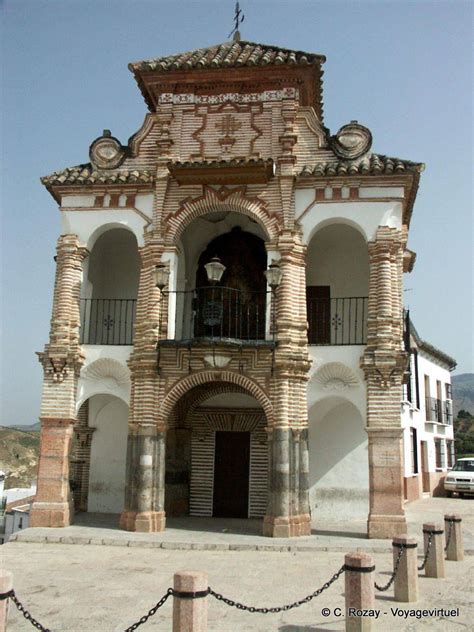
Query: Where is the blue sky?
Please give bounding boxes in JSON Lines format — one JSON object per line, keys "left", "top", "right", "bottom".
{"left": 1, "top": 0, "right": 473, "bottom": 425}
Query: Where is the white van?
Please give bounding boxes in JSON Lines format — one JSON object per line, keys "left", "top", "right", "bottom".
{"left": 444, "top": 457, "right": 474, "bottom": 497}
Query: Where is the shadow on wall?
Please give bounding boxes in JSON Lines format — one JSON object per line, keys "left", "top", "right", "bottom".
{"left": 308, "top": 397, "right": 369, "bottom": 519}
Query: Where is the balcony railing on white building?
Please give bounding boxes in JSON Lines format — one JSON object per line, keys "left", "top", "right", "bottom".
{"left": 80, "top": 298, "right": 136, "bottom": 345}
{"left": 425, "top": 396, "right": 453, "bottom": 425}
{"left": 307, "top": 296, "right": 368, "bottom": 345}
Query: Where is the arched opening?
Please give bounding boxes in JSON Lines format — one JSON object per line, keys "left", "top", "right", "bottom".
{"left": 174, "top": 213, "right": 269, "bottom": 341}
{"left": 70, "top": 395, "right": 129, "bottom": 515}
{"left": 81, "top": 228, "right": 140, "bottom": 345}
{"left": 306, "top": 224, "right": 369, "bottom": 345}
{"left": 166, "top": 383, "right": 268, "bottom": 520}
{"left": 308, "top": 397, "right": 368, "bottom": 519}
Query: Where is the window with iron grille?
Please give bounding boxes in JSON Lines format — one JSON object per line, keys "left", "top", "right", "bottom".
{"left": 410, "top": 428, "right": 419, "bottom": 474}
{"left": 446, "top": 440, "right": 455, "bottom": 468}
{"left": 445, "top": 383, "right": 452, "bottom": 399}
{"left": 435, "top": 439, "right": 442, "bottom": 469}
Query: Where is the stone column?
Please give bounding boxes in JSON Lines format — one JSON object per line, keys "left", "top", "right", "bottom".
{"left": 30, "top": 419, "right": 75, "bottom": 527}
{"left": 31, "top": 235, "right": 88, "bottom": 528}
{"left": 263, "top": 427, "right": 291, "bottom": 537}
{"left": 120, "top": 423, "right": 166, "bottom": 533}
{"left": 362, "top": 227, "right": 408, "bottom": 538}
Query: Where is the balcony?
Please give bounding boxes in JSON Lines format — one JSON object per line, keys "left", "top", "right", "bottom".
{"left": 80, "top": 298, "right": 136, "bottom": 345}
{"left": 162, "top": 286, "right": 269, "bottom": 345}
{"left": 307, "top": 296, "right": 368, "bottom": 345}
{"left": 425, "top": 396, "right": 453, "bottom": 426}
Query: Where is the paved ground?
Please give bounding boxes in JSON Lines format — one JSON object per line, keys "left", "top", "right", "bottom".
{"left": 2, "top": 496, "right": 474, "bottom": 631}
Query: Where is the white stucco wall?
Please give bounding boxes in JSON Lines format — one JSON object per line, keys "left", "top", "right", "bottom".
{"left": 295, "top": 194, "right": 403, "bottom": 245}
{"left": 87, "top": 395, "right": 129, "bottom": 513}
{"left": 401, "top": 351, "right": 454, "bottom": 476}
{"left": 61, "top": 209, "right": 148, "bottom": 248}
{"left": 308, "top": 397, "right": 369, "bottom": 519}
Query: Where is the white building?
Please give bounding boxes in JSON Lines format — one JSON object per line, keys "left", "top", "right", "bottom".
{"left": 402, "top": 317, "right": 456, "bottom": 501}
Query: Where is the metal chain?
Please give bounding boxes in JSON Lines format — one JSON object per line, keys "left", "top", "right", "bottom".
{"left": 418, "top": 531, "right": 433, "bottom": 571}
{"left": 208, "top": 564, "right": 345, "bottom": 614}
{"left": 374, "top": 544, "right": 405, "bottom": 592}
{"left": 444, "top": 520, "right": 454, "bottom": 553}
{"left": 7, "top": 587, "right": 173, "bottom": 632}
{"left": 10, "top": 591, "right": 52, "bottom": 632}
{"left": 123, "top": 588, "right": 173, "bottom": 632}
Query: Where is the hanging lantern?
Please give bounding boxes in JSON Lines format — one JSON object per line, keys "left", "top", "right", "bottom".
{"left": 152, "top": 264, "right": 170, "bottom": 290}
{"left": 204, "top": 256, "right": 226, "bottom": 284}
{"left": 264, "top": 261, "right": 283, "bottom": 289}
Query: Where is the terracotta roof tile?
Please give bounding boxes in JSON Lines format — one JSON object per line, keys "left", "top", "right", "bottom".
{"left": 41, "top": 164, "right": 154, "bottom": 187}
{"left": 298, "top": 154, "right": 424, "bottom": 178}
{"left": 129, "top": 40, "right": 325, "bottom": 74}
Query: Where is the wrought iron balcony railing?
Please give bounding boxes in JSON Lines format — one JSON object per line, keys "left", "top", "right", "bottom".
{"left": 80, "top": 298, "right": 136, "bottom": 345}
{"left": 163, "top": 286, "right": 269, "bottom": 343}
{"left": 425, "top": 396, "right": 453, "bottom": 425}
{"left": 307, "top": 296, "right": 368, "bottom": 345}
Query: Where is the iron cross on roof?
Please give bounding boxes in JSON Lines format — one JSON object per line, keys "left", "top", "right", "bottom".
{"left": 228, "top": 2, "right": 245, "bottom": 41}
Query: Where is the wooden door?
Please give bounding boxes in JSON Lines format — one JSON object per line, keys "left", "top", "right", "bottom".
{"left": 306, "top": 286, "right": 331, "bottom": 344}
{"left": 213, "top": 431, "right": 250, "bottom": 518}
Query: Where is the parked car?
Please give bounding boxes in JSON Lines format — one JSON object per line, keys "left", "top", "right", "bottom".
{"left": 444, "top": 457, "right": 474, "bottom": 497}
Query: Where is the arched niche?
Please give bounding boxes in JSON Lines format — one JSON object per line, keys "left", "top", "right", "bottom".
{"left": 85, "top": 228, "right": 140, "bottom": 300}
{"left": 306, "top": 223, "right": 369, "bottom": 345}
{"left": 308, "top": 396, "right": 368, "bottom": 520}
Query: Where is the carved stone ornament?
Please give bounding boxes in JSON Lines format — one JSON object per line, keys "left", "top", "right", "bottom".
{"left": 331, "top": 121, "right": 372, "bottom": 160}
{"left": 82, "top": 358, "right": 131, "bottom": 387}
{"left": 314, "top": 362, "right": 359, "bottom": 390}
{"left": 89, "top": 130, "right": 126, "bottom": 169}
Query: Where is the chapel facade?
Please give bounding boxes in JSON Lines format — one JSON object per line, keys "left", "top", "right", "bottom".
{"left": 32, "top": 37, "right": 430, "bottom": 538}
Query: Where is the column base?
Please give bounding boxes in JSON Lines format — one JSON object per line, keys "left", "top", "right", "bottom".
{"left": 119, "top": 510, "right": 166, "bottom": 532}
{"left": 263, "top": 514, "right": 311, "bottom": 538}
{"left": 29, "top": 500, "right": 74, "bottom": 528}
{"left": 367, "top": 513, "right": 407, "bottom": 539}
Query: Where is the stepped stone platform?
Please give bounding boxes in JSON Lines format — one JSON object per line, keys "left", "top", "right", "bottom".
{"left": 11, "top": 496, "right": 474, "bottom": 554}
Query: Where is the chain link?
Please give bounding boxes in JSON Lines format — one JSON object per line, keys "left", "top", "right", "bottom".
{"left": 418, "top": 531, "right": 433, "bottom": 571}
{"left": 444, "top": 520, "right": 454, "bottom": 553}
{"left": 374, "top": 544, "right": 404, "bottom": 592}
{"left": 10, "top": 592, "right": 52, "bottom": 632}
{"left": 208, "top": 564, "right": 345, "bottom": 614}
{"left": 123, "top": 588, "right": 173, "bottom": 632}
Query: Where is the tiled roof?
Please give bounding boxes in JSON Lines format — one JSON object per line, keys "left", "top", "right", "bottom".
{"left": 298, "top": 154, "right": 425, "bottom": 178}
{"left": 41, "top": 164, "right": 154, "bottom": 186}
{"left": 129, "top": 40, "right": 325, "bottom": 73}
{"left": 409, "top": 318, "right": 457, "bottom": 370}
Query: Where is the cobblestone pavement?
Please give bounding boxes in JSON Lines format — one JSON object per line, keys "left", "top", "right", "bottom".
{"left": 3, "top": 496, "right": 473, "bottom": 631}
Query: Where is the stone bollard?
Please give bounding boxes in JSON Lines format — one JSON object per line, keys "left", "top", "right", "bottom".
{"left": 392, "top": 536, "right": 418, "bottom": 602}
{"left": 344, "top": 552, "right": 375, "bottom": 632}
{"left": 422, "top": 523, "right": 445, "bottom": 578}
{"left": 0, "top": 570, "right": 13, "bottom": 632}
{"left": 444, "top": 514, "right": 464, "bottom": 561}
{"left": 173, "top": 571, "right": 208, "bottom": 632}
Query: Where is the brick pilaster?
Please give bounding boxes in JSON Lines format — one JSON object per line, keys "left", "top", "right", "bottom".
{"left": 361, "top": 227, "right": 408, "bottom": 538}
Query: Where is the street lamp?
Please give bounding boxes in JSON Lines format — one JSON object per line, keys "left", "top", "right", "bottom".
{"left": 153, "top": 264, "right": 170, "bottom": 290}
{"left": 264, "top": 261, "right": 283, "bottom": 289}
{"left": 204, "top": 256, "right": 226, "bottom": 285}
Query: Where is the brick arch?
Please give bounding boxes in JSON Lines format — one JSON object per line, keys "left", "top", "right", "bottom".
{"left": 164, "top": 186, "right": 280, "bottom": 245}
{"left": 169, "top": 383, "right": 249, "bottom": 427}
{"left": 161, "top": 371, "right": 273, "bottom": 427}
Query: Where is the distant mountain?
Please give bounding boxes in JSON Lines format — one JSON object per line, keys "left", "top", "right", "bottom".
{"left": 0, "top": 426, "right": 40, "bottom": 489}
{"left": 452, "top": 373, "right": 474, "bottom": 416}
{"left": 8, "top": 422, "right": 41, "bottom": 432}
